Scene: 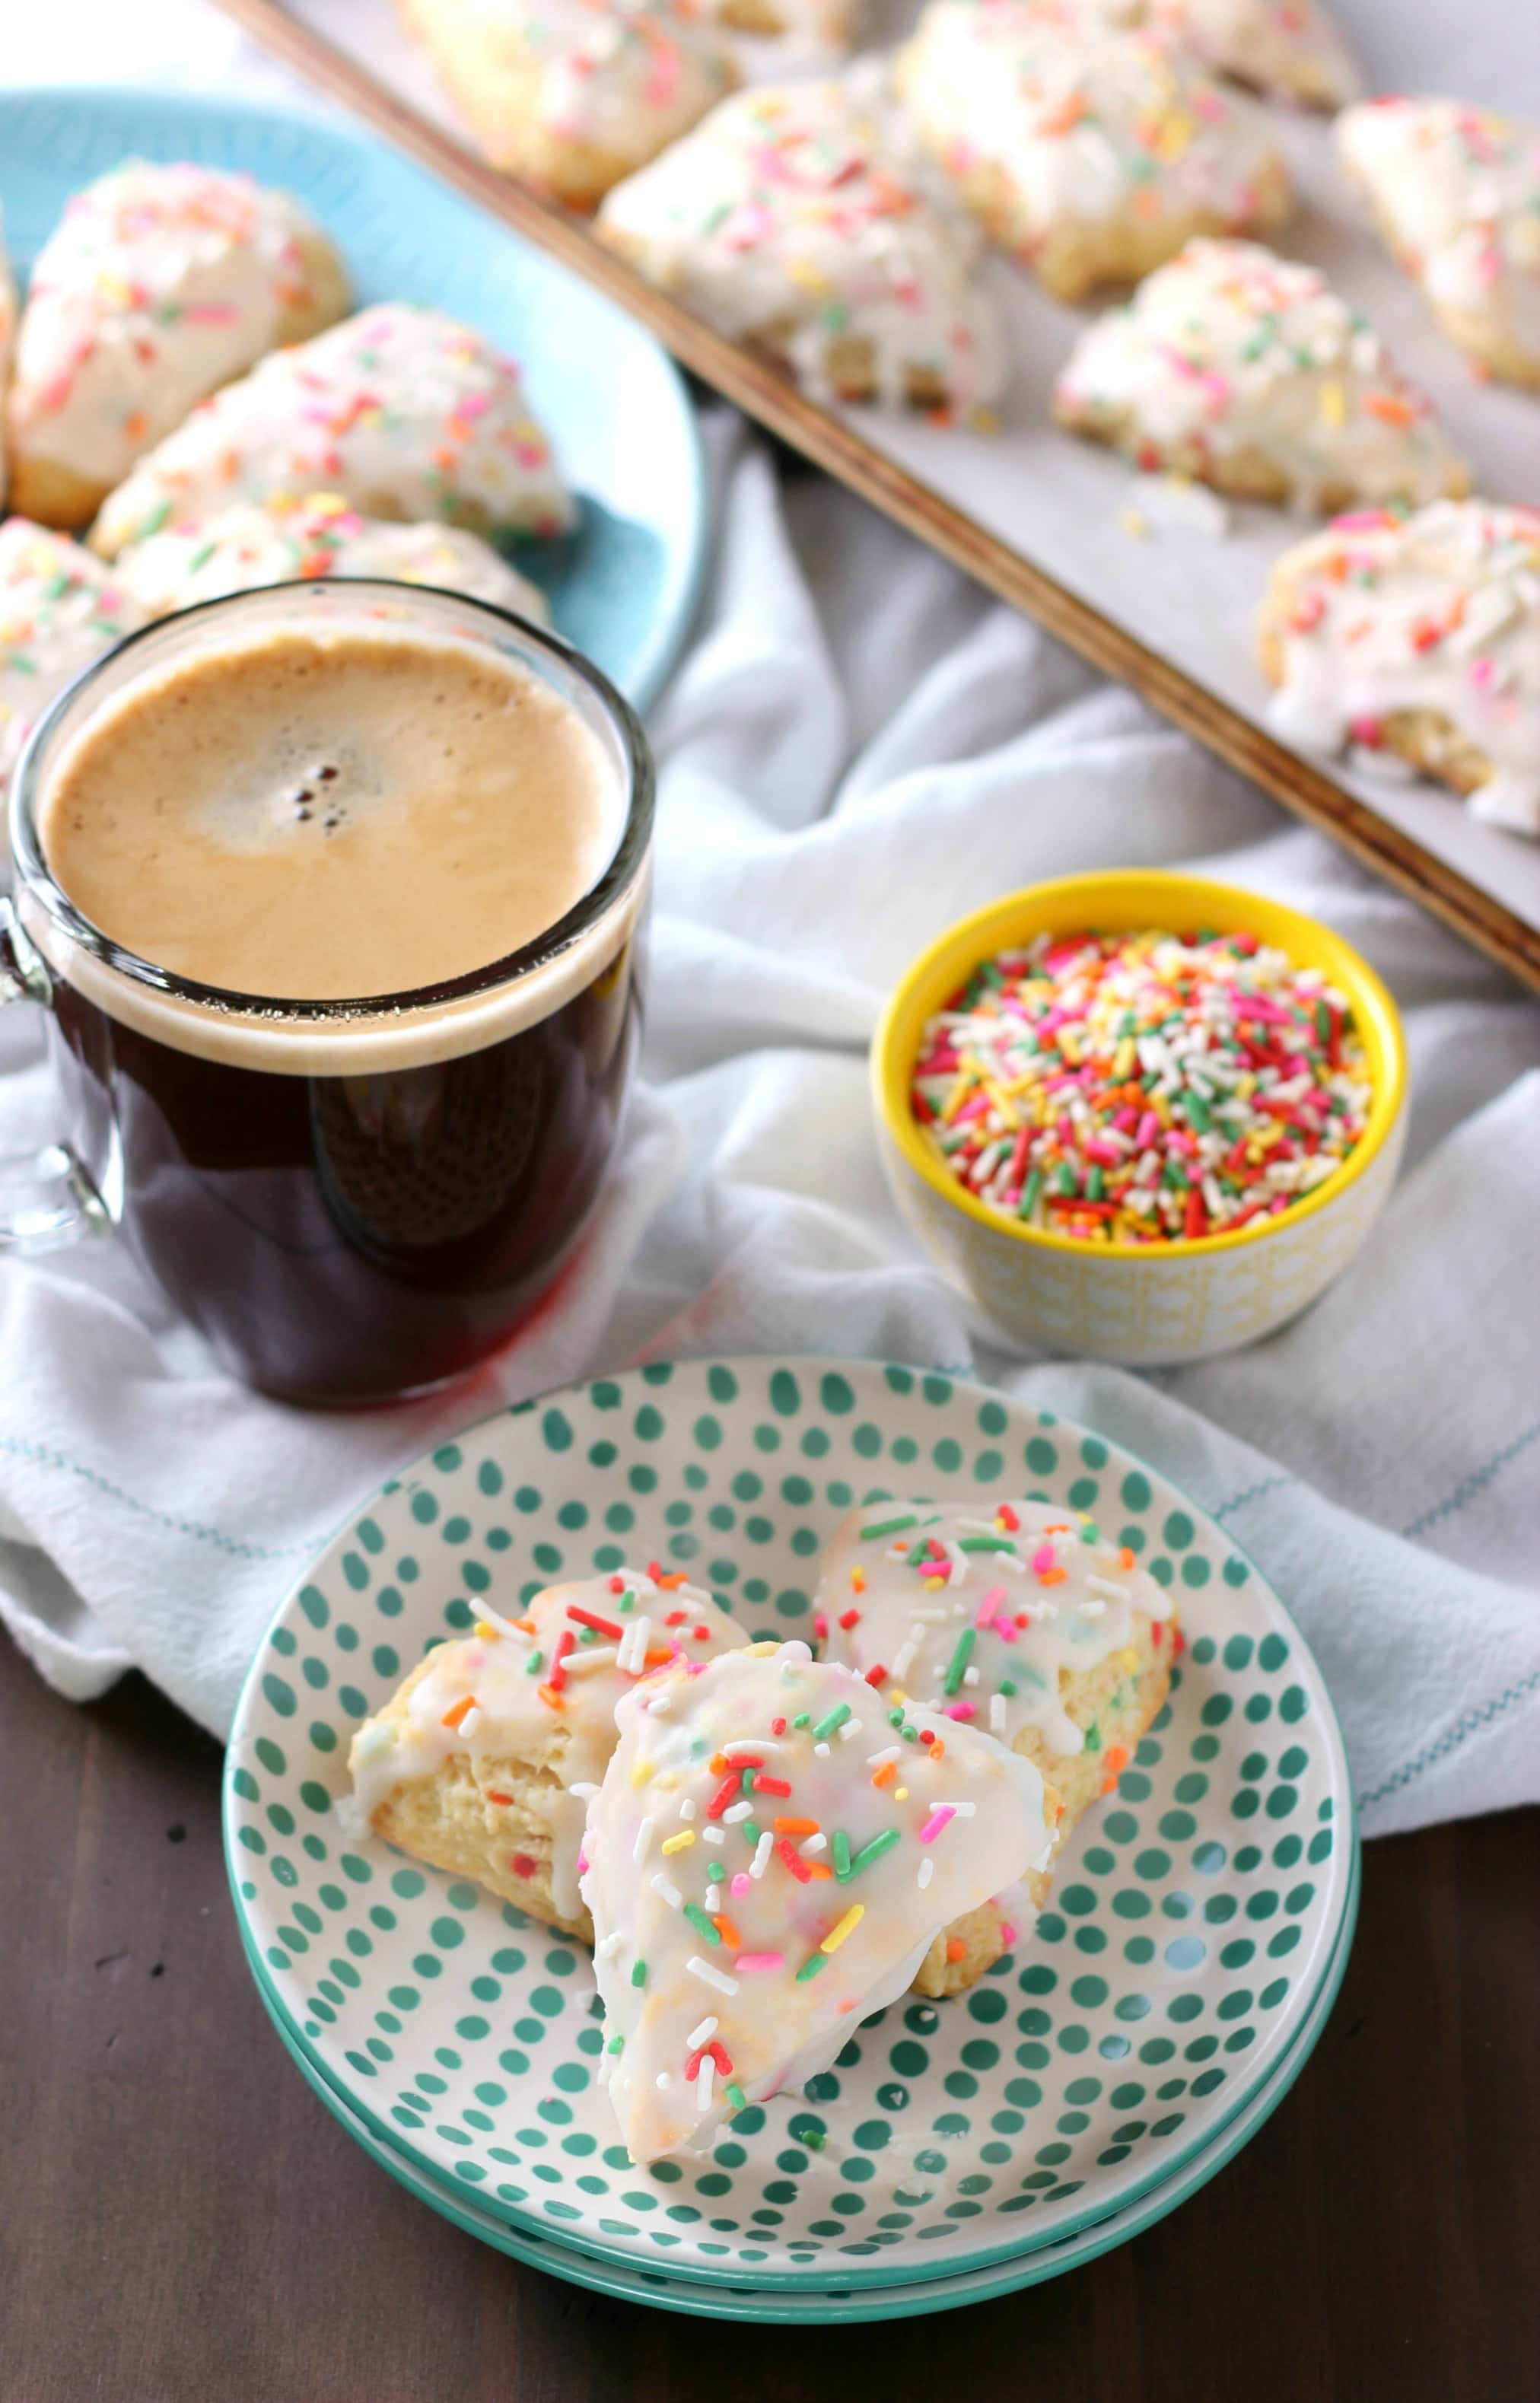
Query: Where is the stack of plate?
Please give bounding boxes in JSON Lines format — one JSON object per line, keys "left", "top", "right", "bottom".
{"left": 224, "top": 1359, "right": 1357, "bottom": 2322}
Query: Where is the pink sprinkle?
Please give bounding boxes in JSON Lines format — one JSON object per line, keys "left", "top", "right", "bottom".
{"left": 1137, "top": 1111, "right": 1160, "bottom": 1149}
{"left": 944, "top": 1702, "right": 977, "bottom": 1721}
{"left": 975, "top": 1585, "right": 1007, "bottom": 1630}
{"left": 813, "top": 1612, "right": 828, "bottom": 1641}
{"left": 730, "top": 1872, "right": 751, "bottom": 1899}
{"left": 993, "top": 1618, "right": 1017, "bottom": 1644}
{"left": 576, "top": 1852, "right": 589, "bottom": 1877}
{"left": 1000, "top": 1922, "right": 1019, "bottom": 1948}
{"left": 920, "top": 1805, "right": 956, "bottom": 1842}
{"left": 733, "top": 1953, "right": 784, "bottom": 1972}
{"left": 1031, "top": 1542, "right": 1058, "bottom": 1575}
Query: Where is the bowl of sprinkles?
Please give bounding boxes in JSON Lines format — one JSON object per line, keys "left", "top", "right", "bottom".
{"left": 873, "top": 870, "right": 1406, "bottom": 1364}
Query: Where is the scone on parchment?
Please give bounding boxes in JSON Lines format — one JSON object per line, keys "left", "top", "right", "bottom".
{"left": 0, "top": 519, "right": 148, "bottom": 785}
{"left": 91, "top": 303, "right": 573, "bottom": 557}
{"left": 1149, "top": 0, "right": 1358, "bottom": 109}
{"left": 5, "top": 161, "right": 347, "bottom": 531}
{"left": 581, "top": 1641, "right": 1061, "bottom": 2163}
{"left": 817, "top": 1497, "right": 1176, "bottom": 1996}
{"left": 597, "top": 81, "right": 1008, "bottom": 415}
{"left": 1055, "top": 239, "right": 1468, "bottom": 515}
{"left": 1337, "top": 98, "right": 1540, "bottom": 390}
{"left": 348, "top": 1568, "right": 749, "bottom": 1940}
{"left": 893, "top": 5, "right": 1292, "bottom": 304}
{"left": 398, "top": 0, "right": 737, "bottom": 212}
{"left": 1258, "top": 500, "right": 1540, "bottom": 838}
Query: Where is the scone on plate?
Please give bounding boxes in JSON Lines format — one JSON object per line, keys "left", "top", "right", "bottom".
{"left": 892, "top": 5, "right": 1292, "bottom": 304}
{"left": 1258, "top": 500, "right": 1540, "bottom": 837}
{"left": 581, "top": 1640, "right": 1061, "bottom": 2163}
{"left": 816, "top": 1498, "right": 1176, "bottom": 1996}
{"left": 5, "top": 162, "right": 348, "bottom": 532}
{"left": 91, "top": 303, "right": 573, "bottom": 556}
{"left": 115, "top": 493, "right": 550, "bottom": 622}
{"left": 1337, "top": 99, "right": 1540, "bottom": 390}
{"left": 596, "top": 81, "right": 1008, "bottom": 415}
{"left": 0, "top": 518, "right": 147, "bottom": 784}
{"left": 1055, "top": 239, "right": 1468, "bottom": 514}
{"left": 348, "top": 1568, "right": 750, "bottom": 1940}
{"left": 1148, "top": 0, "right": 1358, "bottom": 110}
{"left": 398, "top": 0, "right": 738, "bottom": 212}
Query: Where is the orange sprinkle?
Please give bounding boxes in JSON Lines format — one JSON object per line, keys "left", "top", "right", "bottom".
{"left": 657, "top": 1571, "right": 689, "bottom": 1591}
{"left": 1119, "top": 1548, "right": 1135, "bottom": 1571}
{"left": 515, "top": 1616, "right": 537, "bottom": 1633}
{"left": 714, "top": 1914, "right": 743, "bottom": 1949}
{"left": 485, "top": 1791, "right": 514, "bottom": 1806}
{"left": 870, "top": 1761, "right": 898, "bottom": 1789}
{"left": 643, "top": 1645, "right": 673, "bottom": 1667}
{"left": 536, "top": 1684, "right": 566, "bottom": 1711}
{"left": 851, "top": 1566, "right": 867, "bottom": 1593}
{"left": 1038, "top": 1567, "right": 1068, "bottom": 1587}
{"left": 440, "top": 1695, "right": 476, "bottom": 1730}
{"left": 773, "top": 1817, "right": 819, "bottom": 1835}
{"left": 709, "top": 1752, "right": 729, "bottom": 1774}
{"left": 1104, "top": 1745, "right": 1131, "bottom": 1774}
{"left": 945, "top": 1938, "right": 967, "bottom": 1963}
{"left": 806, "top": 1861, "right": 833, "bottom": 1881}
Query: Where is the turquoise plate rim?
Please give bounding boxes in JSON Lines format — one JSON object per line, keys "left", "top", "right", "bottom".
{"left": 0, "top": 86, "right": 708, "bottom": 711}
{"left": 223, "top": 1357, "right": 1358, "bottom": 2294}
{"left": 241, "top": 1836, "right": 1359, "bottom": 2322}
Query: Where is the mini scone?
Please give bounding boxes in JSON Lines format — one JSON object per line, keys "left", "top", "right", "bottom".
{"left": 1055, "top": 239, "right": 1468, "bottom": 515}
{"left": 0, "top": 518, "right": 148, "bottom": 785}
{"left": 892, "top": 7, "right": 1292, "bottom": 304}
{"left": 5, "top": 161, "right": 348, "bottom": 531}
{"left": 91, "top": 303, "right": 572, "bottom": 558}
{"left": 397, "top": 0, "right": 737, "bottom": 213}
{"left": 115, "top": 493, "right": 550, "bottom": 622}
{"left": 1337, "top": 99, "right": 1540, "bottom": 390}
{"left": 596, "top": 81, "right": 1008, "bottom": 414}
{"left": 348, "top": 1568, "right": 750, "bottom": 1939}
{"left": 581, "top": 1639, "right": 1060, "bottom": 2163}
{"left": 1148, "top": 0, "right": 1358, "bottom": 110}
{"left": 1259, "top": 501, "right": 1540, "bottom": 837}
{"left": 817, "top": 1499, "right": 1176, "bottom": 1994}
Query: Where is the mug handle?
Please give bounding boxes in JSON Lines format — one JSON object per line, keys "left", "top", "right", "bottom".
{"left": 0, "top": 897, "right": 113, "bottom": 1255}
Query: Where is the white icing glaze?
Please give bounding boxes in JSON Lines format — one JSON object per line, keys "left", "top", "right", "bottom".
{"left": 1338, "top": 100, "right": 1540, "bottom": 374}
{"left": 1150, "top": 0, "right": 1358, "bottom": 106}
{"left": 581, "top": 1640, "right": 1054, "bottom": 2162}
{"left": 92, "top": 304, "right": 572, "bottom": 556}
{"left": 0, "top": 518, "right": 147, "bottom": 783}
{"left": 896, "top": 5, "right": 1287, "bottom": 259}
{"left": 816, "top": 1498, "right": 1172, "bottom": 1757}
{"left": 350, "top": 1568, "right": 749, "bottom": 1922}
{"left": 1265, "top": 500, "right": 1540, "bottom": 835}
{"left": 500, "top": 0, "right": 737, "bottom": 158}
{"left": 116, "top": 495, "right": 549, "bottom": 622}
{"left": 597, "top": 81, "right": 1007, "bottom": 414}
{"left": 1058, "top": 238, "right": 1465, "bottom": 514}
{"left": 7, "top": 161, "right": 342, "bottom": 492}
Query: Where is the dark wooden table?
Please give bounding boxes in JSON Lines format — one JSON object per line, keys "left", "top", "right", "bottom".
{"left": 4, "top": 1633, "right": 1535, "bottom": 2403}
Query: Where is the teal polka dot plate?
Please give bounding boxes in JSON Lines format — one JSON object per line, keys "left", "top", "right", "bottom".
{"left": 224, "top": 1359, "right": 1356, "bottom": 2294}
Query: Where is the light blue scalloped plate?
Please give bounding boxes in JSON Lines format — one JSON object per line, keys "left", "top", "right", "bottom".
{"left": 0, "top": 88, "right": 707, "bottom": 707}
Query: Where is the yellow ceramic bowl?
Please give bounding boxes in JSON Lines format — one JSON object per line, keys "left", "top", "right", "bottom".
{"left": 872, "top": 870, "right": 1408, "bottom": 1366}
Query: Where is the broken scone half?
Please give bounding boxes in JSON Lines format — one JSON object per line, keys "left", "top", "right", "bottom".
{"left": 817, "top": 1499, "right": 1177, "bottom": 1995}
{"left": 348, "top": 1567, "right": 750, "bottom": 1940}
{"left": 582, "top": 1641, "right": 1060, "bottom": 2163}
{"left": 1055, "top": 239, "right": 1468, "bottom": 515}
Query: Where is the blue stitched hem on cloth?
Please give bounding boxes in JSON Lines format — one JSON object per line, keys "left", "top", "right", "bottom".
{"left": 1358, "top": 1669, "right": 1540, "bottom": 1813}
{"left": 0, "top": 1434, "right": 317, "bottom": 1564}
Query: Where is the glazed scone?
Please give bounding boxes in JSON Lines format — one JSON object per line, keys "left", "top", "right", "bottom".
{"left": 398, "top": 0, "right": 737, "bottom": 212}
{"left": 1148, "top": 0, "right": 1358, "bottom": 109}
{"left": 1259, "top": 501, "right": 1540, "bottom": 836}
{"left": 116, "top": 493, "right": 550, "bottom": 622}
{"left": 892, "top": 7, "right": 1292, "bottom": 304}
{"left": 348, "top": 1568, "right": 750, "bottom": 1939}
{"left": 1338, "top": 99, "right": 1540, "bottom": 390}
{"left": 597, "top": 81, "right": 1008, "bottom": 415}
{"left": 91, "top": 303, "right": 572, "bottom": 558}
{"left": 0, "top": 519, "right": 148, "bottom": 784}
{"left": 5, "top": 162, "right": 347, "bottom": 532}
{"left": 581, "top": 1640, "right": 1061, "bottom": 2163}
{"left": 1055, "top": 240, "right": 1468, "bottom": 514}
{"left": 817, "top": 1498, "right": 1176, "bottom": 1995}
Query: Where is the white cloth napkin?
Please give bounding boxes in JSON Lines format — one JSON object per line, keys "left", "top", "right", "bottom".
{"left": 2, "top": 8, "right": 1538, "bottom": 1839}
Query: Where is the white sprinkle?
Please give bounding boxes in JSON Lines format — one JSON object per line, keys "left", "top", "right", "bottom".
{"left": 456, "top": 1703, "right": 483, "bottom": 1739}
{"left": 866, "top": 1746, "right": 903, "bottom": 1767}
{"left": 952, "top": 1800, "right": 976, "bottom": 1819}
{"left": 644, "top": 1691, "right": 673, "bottom": 1716}
{"left": 963, "top": 1666, "right": 981, "bottom": 1686}
{"left": 814, "top": 1742, "right": 831, "bottom": 1758}
{"left": 632, "top": 1820, "right": 654, "bottom": 1867}
{"left": 800, "top": 1832, "right": 829, "bottom": 1857}
{"left": 838, "top": 1719, "right": 862, "bottom": 1742}
{"left": 912, "top": 1609, "right": 950, "bottom": 1625}
{"left": 678, "top": 1797, "right": 697, "bottom": 1822}
{"left": 686, "top": 2014, "right": 718, "bottom": 2051}
{"left": 565, "top": 1646, "right": 618, "bottom": 1676}
{"left": 568, "top": 1781, "right": 600, "bottom": 1802}
{"left": 918, "top": 1857, "right": 934, "bottom": 1890}
{"left": 650, "top": 1873, "right": 682, "bottom": 1908}
{"left": 1079, "top": 1599, "right": 1108, "bottom": 1619}
{"left": 722, "top": 1800, "right": 754, "bottom": 1824}
{"left": 749, "top": 1831, "right": 774, "bottom": 1880}
{"left": 891, "top": 1641, "right": 920, "bottom": 1682}
{"left": 597, "top": 1930, "right": 625, "bottom": 1960}
{"left": 1087, "top": 1576, "right": 1129, "bottom": 1604}
{"left": 696, "top": 2054, "right": 717, "bottom": 2112}
{"left": 686, "top": 1955, "right": 739, "bottom": 1997}
{"left": 702, "top": 1825, "right": 724, "bottom": 1847}
{"left": 990, "top": 1695, "right": 1007, "bottom": 1735}
{"left": 727, "top": 1739, "right": 781, "bottom": 1756}
{"left": 655, "top": 2071, "right": 673, "bottom": 2091}
{"left": 618, "top": 1614, "right": 652, "bottom": 1676}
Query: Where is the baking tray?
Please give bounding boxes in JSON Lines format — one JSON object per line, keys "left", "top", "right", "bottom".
{"left": 208, "top": 0, "right": 1540, "bottom": 989}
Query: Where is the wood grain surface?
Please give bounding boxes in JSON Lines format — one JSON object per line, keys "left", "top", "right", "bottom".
{"left": 204, "top": 0, "right": 1540, "bottom": 998}
{"left": 2, "top": 1634, "right": 1535, "bottom": 2403}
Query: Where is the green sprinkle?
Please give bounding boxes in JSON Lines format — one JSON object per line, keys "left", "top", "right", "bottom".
{"left": 1183, "top": 1093, "right": 1212, "bottom": 1134}
{"left": 726, "top": 2082, "right": 748, "bottom": 2112}
{"left": 578, "top": 1625, "right": 597, "bottom": 1644}
{"left": 1055, "top": 1162, "right": 1078, "bottom": 1197}
{"left": 795, "top": 1950, "right": 829, "bottom": 1983}
{"left": 792, "top": 2118, "right": 826, "bottom": 2150}
{"left": 1018, "top": 1169, "right": 1044, "bottom": 1221}
{"left": 740, "top": 1765, "right": 758, "bottom": 1792}
{"left": 1080, "top": 1521, "right": 1099, "bottom": 1544}
{"left": 848, "top": 1827, "right": 901, "bottom": 1878}
{"left": 1085, "top": 1723, "right": 1101, "bottom": 1752}
{"left": 905, "top": 1536, "right": 934, "bottom": 1567}
{"left": 631, "top": 1959, "right": 648, "bottom": 1988}
{"left": 619, "top": 1589, "right": 635, "bottom": 1613}
{"left": 943, "top": 1628, "right": 975, "bottom": 1696}
{"left": 524, "top": 1650, "right": 545, "bottom": 1675}
{"left": 859, "top": 1513, "right": 918, "bottom": 1541}
{"left": 742, "top": 1818, "right": 762, "bottom": 1847}
{"left": 791, "top": 1713, "right": 811, "bottom": 1729}
{"left": 958, "top": 1536, "right": 1016, "bottom": 1554}
{"left": 682, "top": 1904, "right": 720, "bottom": 1945}
{"left": 138, "top": 498, "right": 173, "bottom": 539}
{"left": 607, "top": 2034, "right": 624, "bottom": 2054}
{"left": 813, "top": 1704, "right": 852, "bottom": 1740}
{"left": 186, "top": 539, "right": 218, "bottom": 574}
{"left": 999, "top": 1679, "right": 1019, "bottom": 1698}
{"left": 887, "top": 1707, "right": 905, "bottom": 1728}
{"left": 832, "top": 1829, "right": 852, "bottom": 1882}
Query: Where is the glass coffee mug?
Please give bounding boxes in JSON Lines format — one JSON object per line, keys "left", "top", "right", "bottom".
{"left": 0, "top": 581, "right": 654, "bottom": 1406}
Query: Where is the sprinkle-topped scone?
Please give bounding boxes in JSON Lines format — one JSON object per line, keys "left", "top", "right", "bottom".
{"left": 892, "top": 7, "right": 1291, "bottom": 304}
{"left": 596, "top": 82, "right": 1008, "bottom": 415}
{"left": 91, "top": 304, "right": 572, "bottom": 559}
{"left": 1259, "top": 501, "right": 1540, "bottom": 835}
{"left": 398, "top": 0, "right": 738, "bottom": 213}
{"left": 816, "top": 1499, "right": 1175, "bottom": 1991}
{"left": 0, "top": 519, "right": 148, "bottom": 785}
{"left": 581, "top": 1640, "right": 1060, "bottom": 2162}
{"left": 5, "top": 162, "right": 348, "bottom": 533}
{"left": 116, "top": 494, "right": 550, "bottom": 623}
{"left": 348, "top": 1568, "right": 749, "bottom": 1940}
{"left": 1337, "top": 100, "right": 1540, "bottom": 390}
{"left": 1055, "top": 240, "right": 1468, "bottom": 515}
{"left": 1149, "top": 0, "right": 1358, "bottom": 110}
